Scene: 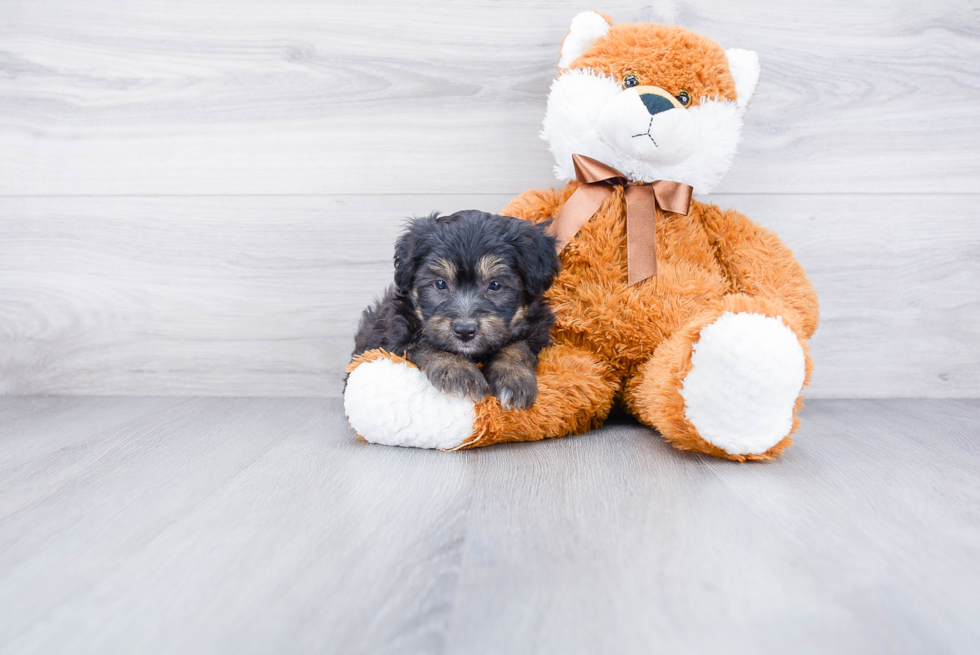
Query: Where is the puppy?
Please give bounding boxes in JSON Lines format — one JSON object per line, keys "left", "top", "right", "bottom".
{"left": 353, "top": 210, "right": 560, "bottom": 409}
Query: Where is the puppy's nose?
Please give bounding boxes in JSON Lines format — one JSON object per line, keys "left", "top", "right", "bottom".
{"left": 452, "top": 321, "right": 478, "bottom": 342}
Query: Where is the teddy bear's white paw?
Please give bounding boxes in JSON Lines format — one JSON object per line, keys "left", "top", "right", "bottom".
{"left": 344, "top": 357, "right": 477, "bottom": 449}
{"left": 679, "top": 312, "right": 806, "bottom": 455}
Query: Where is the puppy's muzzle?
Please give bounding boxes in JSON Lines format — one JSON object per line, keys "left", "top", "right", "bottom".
{"left": 452, "top": 321, "right": 478, "bottom": 343}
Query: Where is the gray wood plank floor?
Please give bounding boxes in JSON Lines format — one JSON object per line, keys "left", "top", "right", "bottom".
{"left": 1, "top": 397, "right": 977, "bottom": 654}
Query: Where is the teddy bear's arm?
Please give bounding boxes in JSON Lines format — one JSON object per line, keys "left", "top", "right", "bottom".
{"left": 699, "top": 204, "right": 819, "bottom": 339}
{"left": 501, "top": 186, "right": 576, "bottom": 225}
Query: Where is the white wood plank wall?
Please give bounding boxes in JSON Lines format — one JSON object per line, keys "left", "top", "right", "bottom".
{"left": 1, "top": 0, "right": 978, "bottom": 398}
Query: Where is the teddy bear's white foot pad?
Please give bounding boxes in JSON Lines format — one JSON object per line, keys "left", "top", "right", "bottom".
{"left": 680, "top": 312, "right": 806, "bottom": 455}
{"left": 344, "top": 358, "right": 476, "bottom": 449}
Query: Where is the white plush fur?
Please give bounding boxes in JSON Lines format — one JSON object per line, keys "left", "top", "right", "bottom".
{"left": 599, "top": 88, "right": 697, "bottom": 164}
{"left": 558, "top": 12, "right": 610, "bottom": 69}
{"left": 724, "top": 48, "right": 760, "bottom": 109}
{"left": 344, "top": 358, "right": 476, "bottom": 450}
{"left": 542, "top": 69, "right": 747, "bottom": 195}
{"left": 679, "top": 312, "right": 806, "bottom": 455}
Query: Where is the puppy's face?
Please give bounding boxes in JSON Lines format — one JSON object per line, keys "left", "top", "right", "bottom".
{"left": 394, "top": 211, "right": 559, "bottom": 358}
{"left": 413, "top": 252, "right": 523, "bottom": 357}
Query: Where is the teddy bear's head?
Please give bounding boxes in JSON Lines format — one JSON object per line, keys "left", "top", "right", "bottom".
{"left": 542, "top": 12, "right": 760, "bottom": 194}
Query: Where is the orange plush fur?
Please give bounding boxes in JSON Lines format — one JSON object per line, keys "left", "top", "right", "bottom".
{"left": 466, "top": 22, "right": 817, "bottom": 459}
{"left": 462, "top": 186, "right": 818, "bottom": 460}
{"left": 570, "top": 22, "right": 738, "bottom": 107}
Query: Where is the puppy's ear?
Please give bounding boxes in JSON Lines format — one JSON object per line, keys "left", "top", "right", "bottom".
{"left": 393, "top": 213, "right": 437, "bottom": 292}
{"left": 512, "top": 218, "right": 560, "bottom": 299}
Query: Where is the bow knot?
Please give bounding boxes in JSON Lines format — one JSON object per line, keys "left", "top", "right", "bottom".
{"left": 548, "top": 154, "right": 693, "bottom": 286}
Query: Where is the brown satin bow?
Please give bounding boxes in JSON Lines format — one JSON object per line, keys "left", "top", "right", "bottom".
{"left": 548, "top": 154, "right": 693, "bottom": 286}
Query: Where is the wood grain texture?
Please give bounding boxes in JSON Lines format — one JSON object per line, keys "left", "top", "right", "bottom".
{"left": 1, "top": 1, "right": 977, "bottom": 398}
{"left": 0, "top": 397, "right": 977, "bottom": 653}
{"left": 1, "top": 0, "right": 978, "bottom": 195}
{"left": 1, "top": 194, "right": 977, "bottom": 398}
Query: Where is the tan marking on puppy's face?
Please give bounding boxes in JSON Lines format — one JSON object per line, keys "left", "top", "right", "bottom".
{"left": 473, "top": 314, "right": 509, "bottom": 353}
{"left": 509, "top": 304, "right": 527, "bottom": 328}
{"left": 410, "top": 288, "right": 424, "bottom": 321}
{"left": 429, "top": 258, "right": 458, "bottom": 283}
{"left": 422, "top": 315, "right": 455, "bottom": 346}
{"left": 476, "top": 255, "right": 508, "bottom": 281}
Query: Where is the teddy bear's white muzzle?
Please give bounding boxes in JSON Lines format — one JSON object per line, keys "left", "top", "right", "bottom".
{"left": 598, "top": 88, "right": 697, "bottom": 165}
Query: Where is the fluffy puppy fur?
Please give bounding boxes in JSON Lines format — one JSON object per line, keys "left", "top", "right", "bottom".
{"left": 353, "top": 210, "right": 560, "bottom": 409}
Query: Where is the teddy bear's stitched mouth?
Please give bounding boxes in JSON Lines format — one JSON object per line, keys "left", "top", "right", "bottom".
{"left": 631, "top": 117, "right": 658, "bottom": 147}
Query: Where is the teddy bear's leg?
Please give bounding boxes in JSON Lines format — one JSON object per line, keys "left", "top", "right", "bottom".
{"left": 623, "top": 294, "right": 813, "bottom": 461}
{"left": 345, "top": 345, "right": 618, "bottom": 450}
{"left": 344, "top": 350, "right": 478, "bottom": 450}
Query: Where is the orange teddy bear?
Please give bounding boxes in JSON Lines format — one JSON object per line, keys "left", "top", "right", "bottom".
{"left": 344, "top": 12, "right": 819, "bottom": 461}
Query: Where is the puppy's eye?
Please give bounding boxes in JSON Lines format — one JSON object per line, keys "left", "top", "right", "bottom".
{"left": 487, "top": 280, "right": 502, "bottom": 291}
{"left": 434, "top": 280, "right": 448, "bottom": 291}
{"left": 623, "top": 74, "right": 640, "bottom": 89}
{"left": 676, "top": 89, "right": 691, "bottom": 107}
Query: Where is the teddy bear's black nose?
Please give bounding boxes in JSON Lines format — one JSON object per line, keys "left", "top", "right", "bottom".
{"left": 639, "top": 93, "right": 675, "bottom": 116}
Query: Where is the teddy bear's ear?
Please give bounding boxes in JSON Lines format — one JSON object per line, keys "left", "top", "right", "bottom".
{"left": 558, "top": 11, "right": 611, "bottom": 68}
{"left": 725, "top": 48, "right": 761, "bottom": 109}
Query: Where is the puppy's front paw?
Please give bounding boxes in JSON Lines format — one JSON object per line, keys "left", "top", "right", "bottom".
{"left": 486, "top": 362, "right": 538, "bottom": 411}
{"left": 424, "top": 359, "right": 490, "bottom": 402}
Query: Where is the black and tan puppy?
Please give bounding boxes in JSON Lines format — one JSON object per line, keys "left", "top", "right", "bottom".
{"left": 353, "top": 210, "right": 560, "bottom": 410}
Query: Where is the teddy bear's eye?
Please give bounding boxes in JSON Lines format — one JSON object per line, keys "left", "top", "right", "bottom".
{"left": 676, "top": 90, "right": 691, "bottom": 106}
{"left": 623, "top": 74, "right": 640, "bottom": 89}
